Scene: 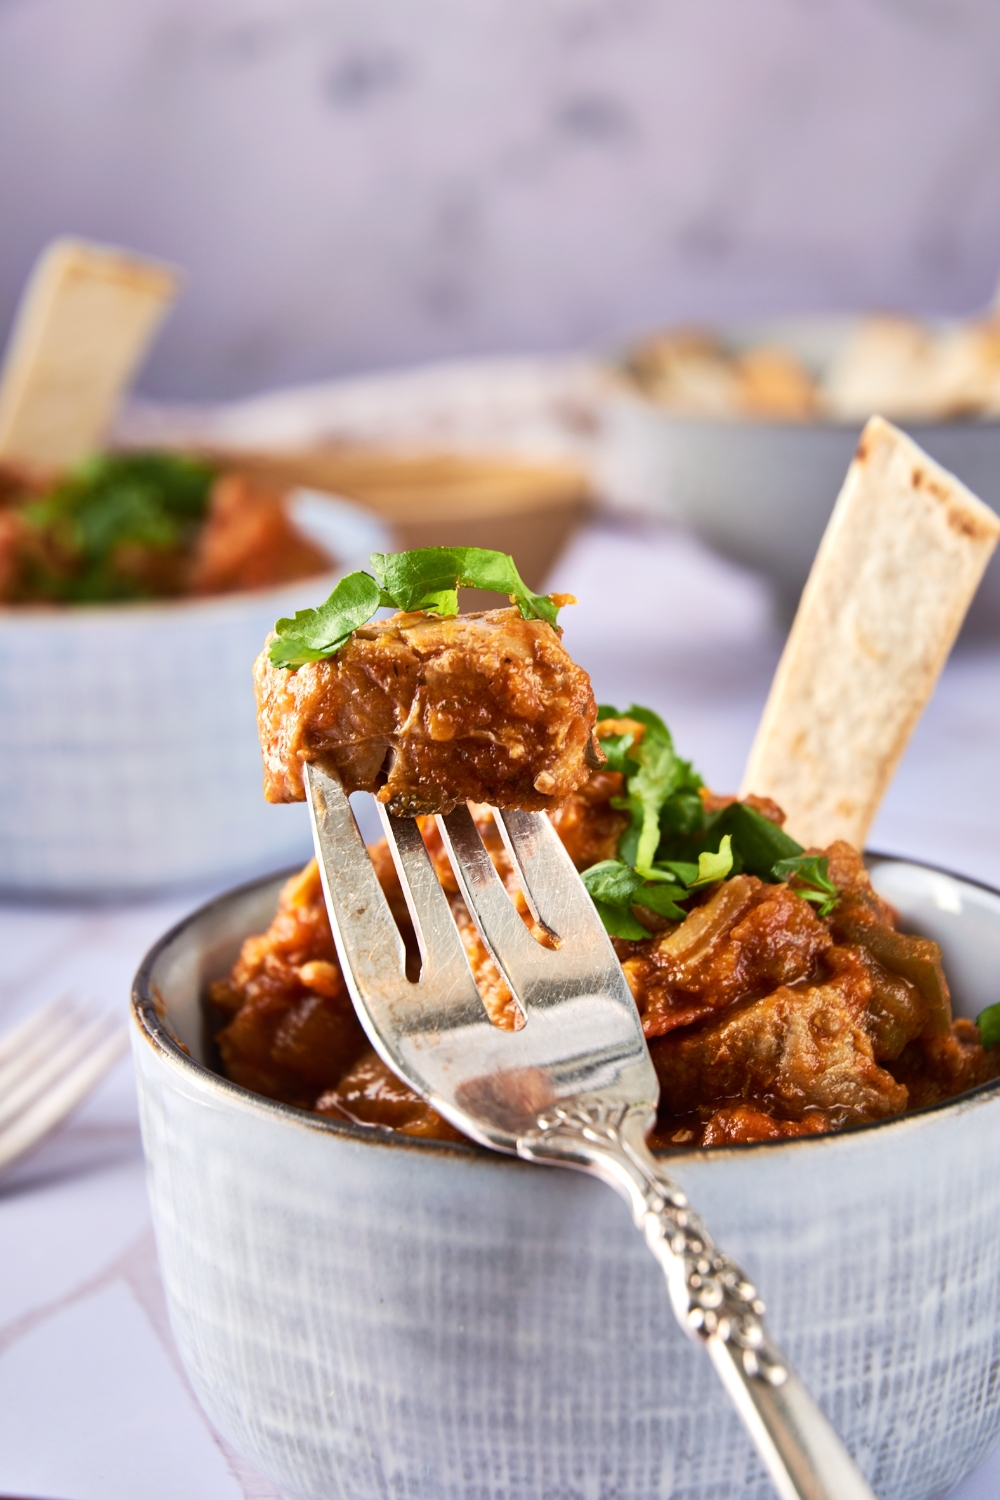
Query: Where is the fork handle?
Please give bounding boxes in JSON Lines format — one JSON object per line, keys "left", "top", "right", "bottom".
{"left": 519, "top": 1105, "right": 876, "bottom": 1500}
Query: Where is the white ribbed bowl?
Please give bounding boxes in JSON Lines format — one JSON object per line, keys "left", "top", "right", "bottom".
{"left": 132, "top": 853, "right": 1000, "bottom": 1500}
{"left": 0, "top": 491, "right": 389, "bottom": 895}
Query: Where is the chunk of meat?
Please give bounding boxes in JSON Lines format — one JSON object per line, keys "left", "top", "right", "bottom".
{"left": 316, "top": 1049, "right": 464, "bottom": 1141}
{"left": 255, "top": 606, "right": 601, "bottom": 814}
{"left": 623, "top": 875, "right": 832, "bottom": 1037}
{"left": 208, "top": 861, "right": 370, "bottom": 1109}
{"left": 650, "top": 975, "right": 909, "bottom": 1127}
{"left": 189, "top": 472, "right": 331, "bottom": 595}
{"left": 699, "top": 1105, "right": 831, "bottom": 1146}
{"left": 889, "top": 1018, "right": 1000, "bottom": 1109}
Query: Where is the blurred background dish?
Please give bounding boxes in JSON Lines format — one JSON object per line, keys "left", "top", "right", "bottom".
{"left": 613, "top": 315, "right": 1000, "bottom": 632}
{"left": 116, "top": 353, "right": 605, "bottom": 598}
{"left": 0, "top": 490, "right": 389, "bottom": 897}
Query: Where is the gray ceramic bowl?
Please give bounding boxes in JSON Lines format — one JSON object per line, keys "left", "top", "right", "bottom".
{"left": 132, "top": 853, "right": 1000, "bottom": 1500}
{"left": 0, "top": 491, "right": 389, "bottom": 896}
{"left": 611, "top": 316, "right": 1000, "bottom": 632}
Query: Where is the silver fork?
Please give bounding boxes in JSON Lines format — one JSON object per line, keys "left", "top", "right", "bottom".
{"left": 306, "top": 763, "right": 876, "bottom": 1500}
{"left": 0, "top": 996, "right": 128, "bottom": 1176}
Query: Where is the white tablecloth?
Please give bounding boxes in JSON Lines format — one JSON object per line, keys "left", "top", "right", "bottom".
{"left": 1, "top": 519, "right": 998, "bottom": 1500}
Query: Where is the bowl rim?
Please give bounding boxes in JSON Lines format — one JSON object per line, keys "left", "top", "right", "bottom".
{"left": 0, "top": 565, "right": 346, "bottom": 627}
{"left": 131, "top": 850, "right": 1000, "bottom": 1167}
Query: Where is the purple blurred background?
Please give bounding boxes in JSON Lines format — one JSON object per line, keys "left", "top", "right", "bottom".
{"left": 2, "top": 0, "right": 1000, "bottom": 399}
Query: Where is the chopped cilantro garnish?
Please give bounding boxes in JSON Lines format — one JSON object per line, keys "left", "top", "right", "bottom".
{"left": 269, "top": 571, "right": 383, "bottom": 668}
{"left": 704, "top": 801, "right": 803, "bottom": 878}
{"left": 977, "top": 1002, "right": 1000, "bottom": 1050}
{"left": 689, "top": 835, "right": 734, "bottom": 889}
{"left": 582, "top": 704, "right": 837, "bottom": 939}
{"left": 269, "top": 545, "right": 561, "bottom": 668}
{"left": 598, "top": 705, "right": 704, "bottom": 876}
{"left": 771, "top": 854, "right": 840, "bottom": 917}
{"left": 23, "top": 451, "right": 214, "bottom": 602}
{"left": 371, "top": 546, "right": 557, "bottom": 625}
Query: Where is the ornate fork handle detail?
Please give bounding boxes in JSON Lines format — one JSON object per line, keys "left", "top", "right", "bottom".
{"left": 520, "top": 1101, "right": 787, "bottom": 1384}
{"left": 519, "top": 1102, "right": 876, "bottom": 1500}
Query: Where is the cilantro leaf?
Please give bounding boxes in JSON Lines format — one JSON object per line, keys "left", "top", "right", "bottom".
{"left": 370, "top": 546, "right": 558, "bottom": 625}
{"left": 689, "top": 835, "right": 734, "bottom": 889}
{"left": 598, "top": 731, "right": 639, "bottom": 776}
{"left": 656, "top": 859, "right": 700, "bottom": 886}
{"left": 772, "top": 853, "right": 840, "bottom": 916}
{"left": 23, "top": 451, "right": 214, "bottom": 602}
{"left": 976, "top": 1002, "right": 1000, "bottom": 1050}
{"left": 706, "top": 801, "right": 802, "bottom": 877}
{"left": 269, "top": 546, "right": 564, "bottom": 669}
{"left": 589, "top": 900, "right": 651, "bottom": 940}
{"left": 580, "top": 862, "right": 650, "bottom": 939}
{"left": 581, "top": 860, "right": 689, "bottom": 936}
{"left": 632, "top": 884, "right": 688, "bottom": 922}
{"left": 580, "top": 860, "right": 644, "bottom": 908}
{"left": 599, "top": 704, "right": 704, "bottom": 877}
{"left": 269, "top": 571, "right": 383, "bottom": 668}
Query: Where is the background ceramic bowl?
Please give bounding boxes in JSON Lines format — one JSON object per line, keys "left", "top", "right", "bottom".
{"left": 610, "top": 316, "right": 1000, "bottom": 632}
{"left": 132, "top": 851, "right": 1000, "bottom": 1500}
{"left": 0, "top": 490, "right": 389, "bottom": 896}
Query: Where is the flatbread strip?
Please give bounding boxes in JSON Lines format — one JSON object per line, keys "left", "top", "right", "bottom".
{"left": 0, "top": 238, "right": 178, "bottom": 473}
{"left": 741, "top": 415, "right": 1000, "bottom": 849}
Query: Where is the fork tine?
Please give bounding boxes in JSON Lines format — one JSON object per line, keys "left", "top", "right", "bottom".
{"left": 306, "top": 764, "right": 486, "bottom": 1035}
{"left": 0, "top": 1010, "right": 118, "bottom": 1132}
{"left": 0, "top": 995, "right": 71, "bottom": 1067}
{"left": 0, "top": 997, "right": 85, "bottom": 1092}
{"left": 0, "top": 1025, "right": 128, "bottom": 1175}
{"left": 439, "top": 805, "right": 629, "bottom": 1019}
{"left": 374, "top": 802, "right": 486, "bottom": 990}
{"left": 494, "top": 808, "right": 606, "bottom": 938}
{"left": 305, "top": 763, "right": 408, "bottom": 990}
{"left": 436, "top": 805, "right": 552, "bottom": 1012}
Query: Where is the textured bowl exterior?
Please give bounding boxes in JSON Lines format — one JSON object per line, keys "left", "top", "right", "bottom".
{"left": 0, "top": 583, "right": 328, "bottom": 894}
{"left": 133, "top": 860, "right": 1000, "bottom": 1500}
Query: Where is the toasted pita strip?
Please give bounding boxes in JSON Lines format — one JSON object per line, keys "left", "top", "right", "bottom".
{"left": 741, "top": 415, "right": 1000, "bottom": 849}
{"left": 0, "top": 238, "right": 178, "bottom": 472}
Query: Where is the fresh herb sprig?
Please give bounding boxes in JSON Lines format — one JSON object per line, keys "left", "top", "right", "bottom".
{"left": 581, "top": 836, "right": 735, "bottom": 939}
{"left": 24, "top": 451, "right": 214, "bottom": 602}
{"left": 587, "top": 703, "right": 843, "bottom": 939}
{"left": 269, "top": 546, "right": 560, "bottom": 668}
{"left": 771, "top": 854, "right": 840, "bottom": 917}
{"left": 598, "top": 705, "right": 705, "bottom": 876}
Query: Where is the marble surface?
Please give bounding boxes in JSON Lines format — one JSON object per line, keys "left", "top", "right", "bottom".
{"left": 2, "top": 2, "right": 1000, "bottom": 400}
{"left": 1, "top": 518, "right": 999, "bottom": 1499}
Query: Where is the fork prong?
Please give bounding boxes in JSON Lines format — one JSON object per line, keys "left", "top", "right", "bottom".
{"left": 374, "top": 803, "right": 484, "bottom": 989}
{"left": 0, "top": 995, "right": 72, "bottom": 1068}
{"left": 448, "top": 806, "right": 629, "bottom": 1017}
{"left": 305, "top": 763, "right": 408, "bottom": 991}
{"left": 0, "top": 1025, "right": 128, "bottom": 1175}
{"left": 307, "top": 764, "right": 489, "bottom": 1046}
{"left": 436, "top": 805, "right": 549, "bottom": 1012}
{"left": 0, "top": 997, "right": 85, "bottom": 1093}
{"left": 0, "top": 1010, "right": 117, "bottom": 1132}
{"left": 495, "top": 808, "right": 608, "bottom": 940}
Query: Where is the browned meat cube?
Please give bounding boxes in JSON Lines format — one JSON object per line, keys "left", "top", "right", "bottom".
{"left": 622, "top": 874, "right": 833, "bottom": 1038}
{"left": 650, "top": 976, "right": 908, "bottom": 1127}
{"left": 254, "top": 606, "right": 601, "bottom": 816}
